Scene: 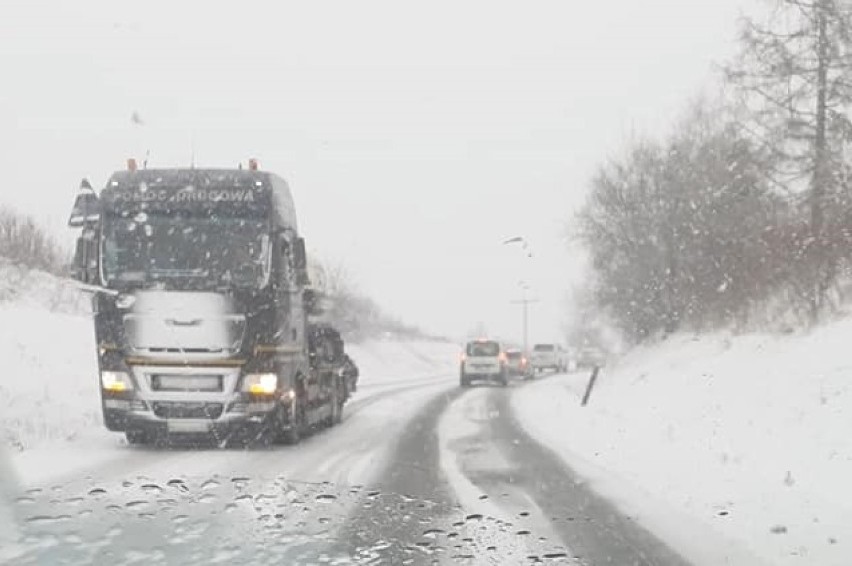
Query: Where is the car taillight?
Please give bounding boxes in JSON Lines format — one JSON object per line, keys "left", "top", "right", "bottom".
{"left": 498, "top": 352, "right": 507, "bottom": 363}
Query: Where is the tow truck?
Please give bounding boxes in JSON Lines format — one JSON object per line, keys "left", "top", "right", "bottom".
{"left": 67, "top": 159, "right": 348, "bottom": 445}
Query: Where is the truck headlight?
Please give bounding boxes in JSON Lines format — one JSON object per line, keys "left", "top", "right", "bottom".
{"left": 101, "top": 371, "right": 132, "bottom": 392}
{"left": 243, "top": 373, "right": 278, "bottom": 394}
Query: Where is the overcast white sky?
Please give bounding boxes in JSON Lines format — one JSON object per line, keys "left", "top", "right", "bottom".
{"left": 0, "top": 0, "right": 747, "bottom": 342}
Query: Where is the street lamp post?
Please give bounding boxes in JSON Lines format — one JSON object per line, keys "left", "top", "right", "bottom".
{"left": 511, "top": 281, "right": 538, "bottom": 356}
{"left": 503, "top": 236, "right": 537, "bottom": 355}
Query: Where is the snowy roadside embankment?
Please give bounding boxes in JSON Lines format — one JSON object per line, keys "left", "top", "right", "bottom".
{"left": 0, "top": 262, "right": 99, "bottom": 452}
{"left": 512, "top": 325, "right": 852, "bottom": 566}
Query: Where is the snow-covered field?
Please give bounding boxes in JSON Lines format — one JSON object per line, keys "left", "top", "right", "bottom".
{"left": 513, "top": 326, "right": 852, "bottom": 566}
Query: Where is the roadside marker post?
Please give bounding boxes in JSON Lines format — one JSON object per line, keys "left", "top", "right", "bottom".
{"left": 580, "top": 366, "right": 600, "bottom": 407}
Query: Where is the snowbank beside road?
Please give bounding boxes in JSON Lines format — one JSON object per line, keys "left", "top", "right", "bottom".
{"left": 0, "top": 264, "right": 101, "bottom": 451}
{"left": 512, "top": 325, "right": 852, "bottom": 566}
{"left": 347, "top": 339, "right": 457, "bottom": 386}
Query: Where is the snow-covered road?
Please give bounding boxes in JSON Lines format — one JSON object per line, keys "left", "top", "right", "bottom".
{"left": 12, "top": 373, "right": 457, "bottom": 492}
{"left": 6, "top": 354, "right": 688, "bottom": 564}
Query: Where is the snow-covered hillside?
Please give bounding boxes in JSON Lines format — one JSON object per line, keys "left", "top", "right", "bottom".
{"left": 513, "top": 326, "right": 852, "bottom": 566}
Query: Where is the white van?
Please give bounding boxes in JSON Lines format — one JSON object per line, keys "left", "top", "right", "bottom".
{"left": 530, "top": 343, "right": 568, "bottom": 374}
{"left": 460, "top": 339, "right": 508, "bottom": 387}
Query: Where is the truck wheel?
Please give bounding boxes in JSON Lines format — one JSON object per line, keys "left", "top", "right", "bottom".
{"left": 281, "top": 397, "right": 304, "bottom": 445}
{"left": 125, "top": 429, "right": 150, "bottom": 446}
{"left": 329, "top": 382, "right": 344, "bottom": 426}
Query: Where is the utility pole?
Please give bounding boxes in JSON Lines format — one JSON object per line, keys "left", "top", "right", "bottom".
{"left": 511, "top": 282, "right": 538, "bottom": 355}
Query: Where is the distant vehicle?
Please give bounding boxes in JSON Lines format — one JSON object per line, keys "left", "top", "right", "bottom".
{"left": 530, "top": 343, "right": 569, "bottom": 374}
{"left": 577, "top": 347, "right": 606, "bottom": 369}
{"left": 504, "top": 349, "right": 530, "bottom": 378}
{"left": 460, "top": 339, "right": 508, "bottom": 387}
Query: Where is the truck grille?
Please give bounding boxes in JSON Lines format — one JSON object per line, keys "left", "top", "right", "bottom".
{"left": 152, "top": 402, "right": 224, "bottom": 420}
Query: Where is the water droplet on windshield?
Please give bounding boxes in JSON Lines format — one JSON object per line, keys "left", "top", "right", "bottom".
{"left": 173, "top": 515, "right": 189, "bottom": 524}
{"left": 315, "top": 494, "right": 337, "bottom": 503}
{"left": 167, "top": 479, "right": 188, "bottom": 492}
{"left": 107, "top": 526, "right": 123, "bottom": 538}
{"left": 464, "top": 514, "right": 483, "bottom": 522}
{"left": 140, "top": 483, "right": 162, "bottom": 494}
{"left": 422, "top": 528, "right": 445, "bottom": 538}
{"left": 200, "top": 479, "right": 220, "bottom": 490}
{"left": 519, "top": 511, "right": 530, "bottom": 517}
{"left": 26, "top": 514, "right": 72, "bottom": 524}
{"left": 197, "top": 493, "right": 217, "bottom": 504}
{"left": 134, "top": 212, "right": 148, "bottom": 223}
{"left": 125, "top": 500, "right": 148, "bottom": 510}
{"left": 88, "top": 487, "right": 107, "bottom": 497}
{"left": 516, "top": 530, "right": 531, "bottom": 536}
{"left": 15, "top": 496, "right": 35, "bottom": 504}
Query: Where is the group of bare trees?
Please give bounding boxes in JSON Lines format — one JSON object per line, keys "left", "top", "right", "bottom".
{"left": 0, "top": 207, "right": 65, "bottom": 275}
{"left": 577, "top": 0, "right": 852, "bottom": 343}
{"left": 309, "top": 258, "right": 436, "bottom": 343}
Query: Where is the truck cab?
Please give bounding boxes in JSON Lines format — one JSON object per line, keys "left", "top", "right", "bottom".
{"left": 67, "top": 163, "right": 346, "bottom": 446}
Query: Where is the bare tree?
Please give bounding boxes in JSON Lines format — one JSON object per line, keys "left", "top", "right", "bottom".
{"left": 0, "top": 207, "right": 65, "bottom": 275}
{"left": 577, "top": 102, "right": 782, "bottom": 341}
{"left": 726, "top": 0, "right": 852, "bottom": 319}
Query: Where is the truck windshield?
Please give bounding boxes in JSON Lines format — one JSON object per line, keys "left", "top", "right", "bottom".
{"left": 101, "top": 213, "right": 271, "bottom": 290}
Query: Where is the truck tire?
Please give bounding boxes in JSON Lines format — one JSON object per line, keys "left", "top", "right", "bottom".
{"left": 125, "top": 429, "right": 151, "bottom": 446}
{"left": 281, "top": 395, "right": 305, "bottom": 445}
{"left": 328, "top": 381, "right": 343, "bottom": 426}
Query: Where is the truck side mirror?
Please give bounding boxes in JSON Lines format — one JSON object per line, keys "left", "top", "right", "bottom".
{"left": 72, "top": 229, "right": 99, "bottom": 283}
{"left": 293, "top": 237, "right": 307, "bottom": 270}
{"left": 68, "top": 179, "right": 100, "bottom": 228}
{"left": 303, "top": 288, "right": 324, "bottom": 316}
